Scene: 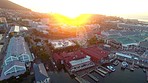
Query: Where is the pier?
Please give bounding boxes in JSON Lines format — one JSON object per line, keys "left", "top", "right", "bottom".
{"left": 97, "top": 68, "right": 108, "bottom": 74}
{"left": 100, "top": 66, "right": 111, "bottom": 73}
{"left": 88, "top": 73, "right": 99, "bottom": 82}
{"left": 129, "top": 61, "right": 135, "bottom": 71}
{"left": 94, "top": 70, "right": 105, "bottom": 77}
{"left": 75, "top": 76, "right": 90, "bottom": 83}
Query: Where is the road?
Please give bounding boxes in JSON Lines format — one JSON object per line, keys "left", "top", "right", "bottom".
{"left": 0, "top": 25, "right": 10, "bottom": 71}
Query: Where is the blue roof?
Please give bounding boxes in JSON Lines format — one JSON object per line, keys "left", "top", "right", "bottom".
{"left": 33, "top": 63, "right": 49, "bottom": 82}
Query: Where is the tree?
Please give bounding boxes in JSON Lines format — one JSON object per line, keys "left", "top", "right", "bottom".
{"left": 88, "top": 36, "right": 98, "bottom": 45}
{"left": 39, "top": 51, "right": 50, "bottom": 61}
{"left": 9, "top": 32, "right": 14, "bottom": 38}
{"left": 34, "top": 38, "right": 41, "bottom": 42}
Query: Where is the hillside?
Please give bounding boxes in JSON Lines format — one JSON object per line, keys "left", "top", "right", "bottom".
{"left": 0, "top": 0, "right": 30, "bottom": 11}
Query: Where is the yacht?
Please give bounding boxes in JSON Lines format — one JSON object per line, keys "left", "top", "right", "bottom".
{"left": 107, "top": 66, "right": 116, "bottom": 72}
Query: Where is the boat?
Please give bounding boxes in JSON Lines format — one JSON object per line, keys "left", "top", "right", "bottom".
{"left": 134, "top": 65, "right": 139, "bottom": 69}
{"left": 121, "top": 61, "right": 128, "bottom": 69}
{"left": 107, "top": 66, "right": 116, "bottom": 72}
{"left": 113, "top": 60, "right": 119, "bottom": 66}
{"left": 130, "top": 67, "right": 134, "bottom": 71}
{"left": 143, "top": 68, "right": 146, "bottom": 72}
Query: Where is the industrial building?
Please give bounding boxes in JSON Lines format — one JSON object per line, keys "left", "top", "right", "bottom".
{"left": 0, "top": 36, "right": 34, "bottom": 80}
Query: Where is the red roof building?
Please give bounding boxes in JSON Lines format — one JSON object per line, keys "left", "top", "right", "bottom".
{"left": 53, "top": 53, "right": 63, "bottom": 66}
{"left": 81, "top": 46, "right": 109, "bottom": 63}
{"left": 52, "top": 51, "right": 95, "bottom": 72}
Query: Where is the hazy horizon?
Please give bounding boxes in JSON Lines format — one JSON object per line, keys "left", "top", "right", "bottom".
{"left": 9, "top": 0, "right": 148, "bottom": 21}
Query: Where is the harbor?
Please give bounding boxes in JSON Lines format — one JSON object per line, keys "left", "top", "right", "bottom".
{"left": 70, "top": 59, "right": 148, "bottom": 83}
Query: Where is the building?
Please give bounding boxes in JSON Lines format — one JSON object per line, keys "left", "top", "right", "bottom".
{"left": 19, "top": 26, "right": 28, "bottom": 31}
{"left": 53, "top": 51, "right": 95, "bottom": 72}
{"left": 100, "top": 30, "right": 148, "bottom": 50}
{"left": 139, "top": 40, "right": 148, "bottom": 50}
{"left": 84, "top": 24, "right": 100, "bottom": 38}
{"left": 81, "top": 46, "right": 109, "bottom": 63}
{"left": 9, "top": 26, "right": 28, "bottom": 33}
{"left": 117, "top": 23, "right": 148, "bottom": 32}
{"left": 9, "top": 26, "right": 20, "bottom": 33}
{"left": 33, "top": 63, "right": 50, "bottom": 83}
{"left": 0, "top": 61, "right": 26, "bottom": 80}
{"left": 50, "top": 40, "right": 76, "bottom": 49}
{"left": 0, "top": 36, "right": 34, "bottom": 80}
{"left": 141, "top": 50, "right": 148, "bottom": 59}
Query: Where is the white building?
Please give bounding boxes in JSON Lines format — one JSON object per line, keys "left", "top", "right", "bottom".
{"left": 50, "top": 40, "right": 76, "bottom": 49}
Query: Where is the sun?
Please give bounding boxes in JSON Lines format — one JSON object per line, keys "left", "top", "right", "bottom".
{"left": 61, "top": 12, "right": 80, "bottom": 19}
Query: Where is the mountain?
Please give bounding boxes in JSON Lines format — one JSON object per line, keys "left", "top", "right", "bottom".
{"left": 0, "top": 0, "right": 30, "bottom": 11}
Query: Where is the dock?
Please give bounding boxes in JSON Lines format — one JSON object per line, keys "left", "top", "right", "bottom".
{"left": 100, "top": 66, "right": 111, "bottom": 73}
{"left": 75, "top": 76, "right": 90, "bottom": 83}
{"left": 113, "top": 60, "right": 119, "bottom": 66}
{"left": 88, "top": 73, "right": 99, "bottom": 82}
{"left": 129, "top": 61, "right": 135, "bottom": 71}
{"left": 94, "top": 70, "right": 105, "bottom": 77}
{"left": 117, "top": 56, "right": 148, "bottom": 68}
{"left": 97, "top": 68, "right": 108, "bottom": 74}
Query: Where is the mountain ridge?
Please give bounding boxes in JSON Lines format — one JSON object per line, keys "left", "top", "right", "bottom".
{"left": 0, "top": 0, "right": 30, "bottom": 11}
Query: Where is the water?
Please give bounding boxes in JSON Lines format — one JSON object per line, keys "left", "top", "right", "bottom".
{"left": 49, "top": 62, "right": 147, "bottom": 83}
{"left": 99, "top": 63, "right": 147, "bottom": 83}
{"left": 48, "top": 70, "right": 78, "bottom": 83}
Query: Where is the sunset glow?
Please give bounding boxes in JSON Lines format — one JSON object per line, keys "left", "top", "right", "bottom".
{"left": 53, "top": 14, "right": 92, "bottom": 26}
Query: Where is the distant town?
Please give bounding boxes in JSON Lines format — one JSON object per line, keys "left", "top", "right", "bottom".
{"left": 0, "top": 4, "right": 148, "bottom": 83}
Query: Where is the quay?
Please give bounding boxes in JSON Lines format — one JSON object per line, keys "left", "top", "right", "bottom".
{"left": 88, "top": 73, "right": 99, "bottom": 82}
{"left": 100, "top": 66, "right": 111, "bottom": 73}
{"left": 129, "top": 61, "right": 135, "bottom": 71}
{"left": 94, "top": 70, "right": 105, "bottom": 77}
{"left": 117, "top": 57, "right": 148, "bottom": 68}
{"left": 97, "top": 68, "right": 108, "bottom": 74}
{"left": 75, "top": 76, "right": 90, "bottom": 83}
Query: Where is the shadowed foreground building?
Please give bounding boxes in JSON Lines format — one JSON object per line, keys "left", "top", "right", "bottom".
{"left": 0, "top": 36, "right": 34, "bottom": 80}
{"left": 33, "top": 63, "right": 50, "bottom": 83}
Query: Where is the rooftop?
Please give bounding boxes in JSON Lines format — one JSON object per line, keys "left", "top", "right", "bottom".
{"left": 0, "top": 61, "right": 26, "bottom": 80}
{"left": 81, "top": 46, "right": 109, "bottom": 60}
{"left": 9, "top": 26, "right": 20, "bottom": 33}
{"left": 51, "top": 40, "right": 76, "bottom": 49}
{"left": 4, "top": 36, "right": 33, "bottom": 66}
{"left": 33, "top": 63, "right": 50, "bottom": 82}
{"left": 60, "top": 51, "right": 87, "bottom": 64}
{"left": 139, "top": 40, "right": 148, "bottom": 48}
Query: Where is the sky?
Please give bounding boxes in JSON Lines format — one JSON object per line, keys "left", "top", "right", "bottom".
{"left": 10, "top": 0, "right": 148, "bottom": 20}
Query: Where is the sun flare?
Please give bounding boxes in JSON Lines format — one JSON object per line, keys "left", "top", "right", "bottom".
{"left": 52, "top": 14, "right": 92, "bottom": 26}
